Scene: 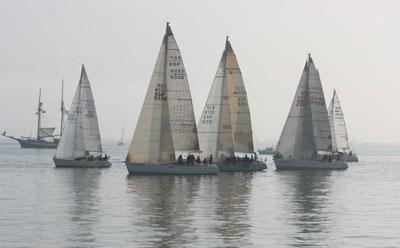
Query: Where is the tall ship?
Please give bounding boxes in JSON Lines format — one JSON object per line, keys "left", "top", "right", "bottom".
{"left": 197, "top": 37, "right": 267, "bottom": 172}
{"left": 273, "top": 54, "right": 348, "bottom": 170}
{"left": 53, "top": 65, "right": 111, "bottom": 168}
{"left": 328, "top": 90, "right": 358, "bottom": 162}
{"left": 125, "top": 23, "right": 218, "bottom": 175}
{"left": 2, "top": 83, "right": 66, "bottom": 149}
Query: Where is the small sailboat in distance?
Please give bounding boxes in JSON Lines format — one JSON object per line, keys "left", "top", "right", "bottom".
{"left": 273, "top": 54, "right": 348, "bottom": 170}
{"left": 53, "top": 65, "right": 111, "bottom": 168}
{"left": 328, "top": 90, "right": 358, "bottom": 162}
{"left": 197, "top": 37, "right": 267, "bottom": 172}
{"left": 117, "top": 127, "right": 125, "bottom": 146}
{"left": 125, "top": 23, "right": 218, "bottom": 175}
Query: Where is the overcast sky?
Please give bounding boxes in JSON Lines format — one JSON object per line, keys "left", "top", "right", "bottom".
{"left": 1, "top": 0, "right": 399, "bottom": 146}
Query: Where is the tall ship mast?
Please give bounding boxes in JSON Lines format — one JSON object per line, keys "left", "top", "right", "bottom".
{"left": 2, "top": 84, "right": 64, "bottom": 149}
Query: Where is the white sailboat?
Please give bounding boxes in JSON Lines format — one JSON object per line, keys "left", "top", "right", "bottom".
{"left": 274, "top": 54, "right": 348, "bottom": 170}
{"left": 328, "top": 90, "right": 358, "bottom": 162}
{"left": 125, "top": 23, "right": 218, "bottom": 175}
{"left": 197, "top": 37, "right": 266, "bottom": 172}
{"left": 117, "top": 127, "right": 125, "bottom": 146}
{"left": 53, "top": 65, "right": 111, "bottom": 168}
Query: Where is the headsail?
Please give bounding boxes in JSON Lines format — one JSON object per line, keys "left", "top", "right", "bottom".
{"left": 328, "top": 90, "right": 350, "bottom": 152}
{"left": 275, "top": 54, "right": 331, "bottom": 159}
{"left": 225, "top": 39, "right": 254, "bottom": 153}
{"left": 56, "top": 65, "right": 103, "bottom": 159}
{"left": 165, "top": 26, "right": 199, "bottom": 151}
{"left": 198, "top": 38, "right": 235, "bottom": 160}
{"left": 127, "top": 23, "right": 175, "bottom": 163}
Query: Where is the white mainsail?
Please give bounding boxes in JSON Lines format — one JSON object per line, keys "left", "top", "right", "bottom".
{"left": 198, "top": 38, "right": 238, "bottom": 160}
{"left": 275, "top": 54, "right": 332, "bottom": 159}
{"left": 38, "top": 127, "right": 56, "bottom": 138}
{"left": 328, "top": 90, "right": 350, "bottom": 152}
{"left": 55, "top": 65, "right": 103, "bottom": 159}
{"left": 225, "top": 40, "right": 254, "bottom": 153}
{"left": 165, "top": 27, "right": 199, "bottom": 151}
{"left": 127, "top": 23, "right": 176, "bottom": 163}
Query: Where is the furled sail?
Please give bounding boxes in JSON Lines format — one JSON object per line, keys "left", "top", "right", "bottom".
{"left": 55, "top": 65, "right": 103, "bottom": 159}
{"left": 275, "top": 54, "right": 331, "bottom": 159}
{"left": 198, "top": 38, "right": 235, "bottom": 160}
{"left": 38, "top": 127, "right": 56, "bottom": 138}
{"left": 328, "top": 90, "right": 350, "bottom": 152}
{"left": 225, "top": 39, "right": 254, "bottom": 153}
{"left": 127, "top": 23, "right": 176, "bottom": 163}
{"left": 165, "top": 26, "right": 199, "bottom": 151}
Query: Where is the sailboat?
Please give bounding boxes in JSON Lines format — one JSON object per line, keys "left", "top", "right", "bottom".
{"left": 328, "top": 90, "right": 358, "bottom": 162}
{"left": 125, "top": 23, "right": 218, "bottom": 175}
{"left": 197, "top": 37, "right": 267, "bottom": 172}
{"left": 53, "top": 65, "right": 111, "bottom": 168}
{"left": 2, "top": 84, "right": 66, "bottom": 149}
{"left": 117, "top": 127, "right": 125, "bottom": 146}
{"left": 273, "top": 54, "right": 348, "bottom": 170}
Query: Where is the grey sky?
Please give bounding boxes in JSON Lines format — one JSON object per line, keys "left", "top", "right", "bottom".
{"left": 0, "top": 0, "right": 399, "bottom": 145}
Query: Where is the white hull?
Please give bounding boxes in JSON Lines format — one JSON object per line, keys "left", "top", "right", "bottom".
{"left": 53, "top": 158, "right": 111, "bottom": 168}
{"left": 126, "top": 162, "right": 219, "bottom": 175}
{"left": 274, "top": 159, "right": 348, "bottom": 170}
{"left": 217, "top": 161, "right": 267, "bottom": 172}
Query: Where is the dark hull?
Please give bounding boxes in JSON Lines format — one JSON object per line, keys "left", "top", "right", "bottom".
{"left": 54, "top": 158, "right": 111, "bottom": 168}
{"left": 17, "top": 139, "right": 59, "bottom": 149}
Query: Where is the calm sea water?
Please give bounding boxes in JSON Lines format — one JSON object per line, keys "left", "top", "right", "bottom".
{"left": 1, "top": 141, "right": 400, "bottom": 248}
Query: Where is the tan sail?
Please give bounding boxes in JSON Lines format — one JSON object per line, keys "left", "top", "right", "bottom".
{"left": 127, "top": 24, "right": 175, "bottom": 163}
{"left": 225, "top": 39, "right": 254, "bottom": 153}
{"left": 165, "top": 27, "right": 199, "bottom": 151}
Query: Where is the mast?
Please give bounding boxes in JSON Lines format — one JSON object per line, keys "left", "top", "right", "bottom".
{"left": 60, "top": 80, "right": 65, "bottom": 136}
{"left": 36, "top": 89, "right": 43, "bottom": 141}
{"left": 159, "top": 22, "right": 170, "bottom": 159}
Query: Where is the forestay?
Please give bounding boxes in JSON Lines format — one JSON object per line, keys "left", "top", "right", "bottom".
{"left": 55, "top": 66, "right": 103, "bottom": 159}
{"left": 328, "top": 90, "right": 350, "bottom": 152}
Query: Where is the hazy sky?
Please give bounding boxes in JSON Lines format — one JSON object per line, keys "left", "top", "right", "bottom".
{"left": 1, "top": 0, "right": 399, "bottom": 146}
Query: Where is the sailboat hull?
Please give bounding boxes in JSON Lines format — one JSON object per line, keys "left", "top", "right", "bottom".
{"left": 126, "top": 162, "right": 219, "bottom": 175}
{"left": 53, "top": 158, "right": 111, "bottom": 168}
{"left": 342, "top": 154, "right": 359, "bottom": 162}
{"left": 274, "top": 159, "right": 348, "bottom": 170}
{"left": 217, "top": 161, "right": 267, "bottom": 172}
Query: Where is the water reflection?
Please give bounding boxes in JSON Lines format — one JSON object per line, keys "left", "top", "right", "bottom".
{"left": 126, "top": 175, "right": 202, "bottom": 247}
{"left": 279, "top": 171, "right": 333, "bottom": 247}
{"left": 213, "top": 173, "right": 253, "bottom": 247}
{"left": 63, "top": 169, "right": 102, "bottom": 247}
